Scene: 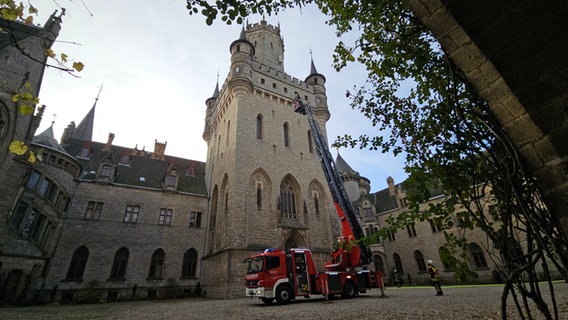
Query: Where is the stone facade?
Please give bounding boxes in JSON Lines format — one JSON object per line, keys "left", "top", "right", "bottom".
{"left": 200, "top": 21, "right": 336, "bottom": 298}
{"left": 0, "top": 18, "right": 339, "bottom": 304}
{"left": 0, "top": 12, "right": 65, "bottom": 305}
{"left": 336, "top": 158, "right": 507, "bottom": 286}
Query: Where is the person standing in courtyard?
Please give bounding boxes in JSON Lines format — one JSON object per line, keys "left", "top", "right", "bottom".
{"left": 393, "top": 269, "right": 401, "bottom": 287}
{"left": 427, "top": 260, "right": 443, "bottom": 296}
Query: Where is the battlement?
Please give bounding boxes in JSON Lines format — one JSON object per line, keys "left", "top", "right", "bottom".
{"left": 246, "top": 20, "right": 281, "bottom": 36}
{"left": 252, "top": 61, "right": 310, "bottom": 88}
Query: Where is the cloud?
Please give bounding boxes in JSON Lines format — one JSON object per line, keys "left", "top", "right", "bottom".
{"left": 33, "top": 0, "right": 407, "bottom": 192}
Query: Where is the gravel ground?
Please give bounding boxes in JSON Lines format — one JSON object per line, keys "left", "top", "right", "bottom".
{"left": 1, "top": 282, "right": 567, "bottom": 320}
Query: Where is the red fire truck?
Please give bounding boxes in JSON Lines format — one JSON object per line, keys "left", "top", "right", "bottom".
{"left": 244, "top": 95, "right": 384, "bottom": 304}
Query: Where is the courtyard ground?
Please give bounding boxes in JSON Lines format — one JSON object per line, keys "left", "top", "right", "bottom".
{"left": 0, "top": 282, "right": 566, "bottom": 319}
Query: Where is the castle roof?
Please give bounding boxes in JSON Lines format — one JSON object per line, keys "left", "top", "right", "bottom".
{"left": 64, "top": 137, "right": 207, "bottom": 195}
{"left": 72, "top": 103, "right": 95, "bottom": 141}
{"left": 335, "top": 152, "right": 356, "bottom": 175}
{"left": 0, "top": 19, "right": 40, "bottom": 50}
{"left": 32, "top": 123, "right": 70, "bottom": 154}
{"left": 305, "top": 56, "right": 326, "bottom": 83}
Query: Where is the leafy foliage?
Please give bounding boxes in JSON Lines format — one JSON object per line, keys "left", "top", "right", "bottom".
{"left": 187, "top": 1, "right": 568, "bottom": 318}
{"left": 2, "top": 1, "right": 84, "bottom": 162}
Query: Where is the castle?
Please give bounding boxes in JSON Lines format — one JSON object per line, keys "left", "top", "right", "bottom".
{"left": 1, "top": 15, "right": 504, "bottom": 305}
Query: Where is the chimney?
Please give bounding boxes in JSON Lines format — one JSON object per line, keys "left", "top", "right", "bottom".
{"left": 60, "top": 121, "right": 76, "bottom": 145}
{"left": 152, "top": 140, "right": 167, "bottom": 160}
{"left": 102, "top": 133, "right": 115, "bottom": 151}
{"left": 387, "top": 176, "right": 396, "bottom": 196}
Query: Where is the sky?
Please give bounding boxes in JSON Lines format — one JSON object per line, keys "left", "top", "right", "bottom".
{"left": 32, "top": 0, "right": 408, "bottom": 192}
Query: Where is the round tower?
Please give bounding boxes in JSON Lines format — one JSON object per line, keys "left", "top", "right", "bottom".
{"left": 203, "top": 81, "right": 219, "bottom": 142}
{"left": 305, "top": 58, "right": 330, "bottom": 125}
{"left": 228, "top": 26, "right": 254, "bottom": 98}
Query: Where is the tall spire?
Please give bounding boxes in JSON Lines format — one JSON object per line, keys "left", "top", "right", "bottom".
{"left": 212, "top": 71, "right": 219, "bottom": 98}
{"left": 72, "top": 85, "right": 102, "bottom": 141}
{"left": 309, "top": 49, "right": 319, "bottom": 75}
{"left": 239, "top": 24, "right": 246, "bottom": 40}
{"left": 305, "top": 50, "right": 326, "bottom": 83}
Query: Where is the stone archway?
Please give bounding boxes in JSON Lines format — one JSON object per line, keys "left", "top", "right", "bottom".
{"left": 283, "top": 230, "right": 306, "bottom": 250}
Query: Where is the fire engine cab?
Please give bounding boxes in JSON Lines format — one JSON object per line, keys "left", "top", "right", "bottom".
{"left": 244, "top": 95, "right": 384, "bottom": 304}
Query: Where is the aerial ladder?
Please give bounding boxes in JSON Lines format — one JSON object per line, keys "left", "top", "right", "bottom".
{"left": 243, "top": 95, "right": 385, "bottom": 304}
{"left": 292, "top": 94, "right": 372, "bottom": 270}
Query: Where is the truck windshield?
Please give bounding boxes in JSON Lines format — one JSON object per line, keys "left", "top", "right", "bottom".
{"left": 246, "top": 256, "right": 264, "bottom": 274}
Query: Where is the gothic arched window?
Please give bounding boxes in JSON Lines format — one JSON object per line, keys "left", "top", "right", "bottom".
{"left": 182, "top": 248, "right": 198, "bottom": 278}
{"left": 110, "top": 247, "right": 129, "bottom": 279}
{"left": 280, "top": 179, "right": 296, "bottom": 219}
{"left": 393, "top": 253, "right": 404, "bottom": 273}
{"left": 470, "top": 242, "right": 488, "bottom": 269}
{"left": 148, "top": 248, "right": 165, "bottom": 279}
{"left": 414, "top": 250, "right": 427, "bottom": 272}
{"left": 66, "top": 246, "right": 89, "bottom": 281}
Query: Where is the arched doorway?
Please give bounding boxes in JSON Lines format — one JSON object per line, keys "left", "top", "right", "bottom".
{"left": 283, "top": 231, "right": 305, "bottom": 250}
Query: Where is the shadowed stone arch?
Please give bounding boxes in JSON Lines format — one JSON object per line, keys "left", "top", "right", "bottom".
{"left": 209, "top": 185, "right": 219, "bottom": 231}
{"left": 308, "top": 179, "right": 327, "bottom": 218}
{"left": 249, "top": 168, "right": 272, "bottom": 211}
{"left": 283, "top": 230, "right": 306, "bottom": 250}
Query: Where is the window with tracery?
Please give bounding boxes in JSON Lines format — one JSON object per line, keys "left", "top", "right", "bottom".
{"left": 280, "top": 179, "right": 296, "bottom": 219}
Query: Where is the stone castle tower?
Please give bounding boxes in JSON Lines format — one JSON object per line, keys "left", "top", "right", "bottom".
{"left": 200, "top": 20, "right": 337, "bottom": 298}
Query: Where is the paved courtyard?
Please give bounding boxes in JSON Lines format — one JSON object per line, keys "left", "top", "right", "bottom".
{"left": 1, "top": 282, "right": 567, "bottom": 320}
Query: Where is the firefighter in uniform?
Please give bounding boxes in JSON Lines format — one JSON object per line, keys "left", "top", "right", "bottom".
{"left": 427, "top": 260, "right": 443, "bottom": 296}
{"left": 393, "top": 269, "right": 401, "bottom": 287}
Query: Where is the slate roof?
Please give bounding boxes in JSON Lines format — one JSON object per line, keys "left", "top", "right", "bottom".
{"left": 369, "top": 179, "right": 445, "bottom": 215}
{"left": 64, "top": 137, "right": 207, "bottom": 195}
{"left": 335, "top": 153, "right": 356, "bottom": 175}
{"left": 32, "top": 125, "right": 70, "bottom": 155}
{"left": 0, "top": 18, "right": 40, "bottom": 50}
{"left": 71, "top": 104, "right": 95, "bottom": 141}
{"left": 371, "top": 189, "right": 399, "bottom": 214}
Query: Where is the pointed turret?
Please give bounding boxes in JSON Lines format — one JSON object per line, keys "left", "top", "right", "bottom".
{"left": 203, "top": 78, "right": 220, "bottom": 142}
{"left": 32, "top": 121, "right": 69, "bottom": 154}
{"left": 72, "top": 103, "right": 95, "bottom": 141}
{"left": 335, "top": 152, "right": 371, "bottom": 201}
{"left": 210, "top": 81, "right": 219, "bottom": 99}
{"left": 335, "top": 152, "right": 356, "bottom": 175}
{"left": 228, "top": 24, "right": 254, "bottom": 98}
{"left": 305, "top": 55, "right": 326, "bottom": 84}
{"left": 305, "top": 53, "right": 330, "bottom": 125}
{"left": 66, "top": 87, "right": 102, "bottom": 143}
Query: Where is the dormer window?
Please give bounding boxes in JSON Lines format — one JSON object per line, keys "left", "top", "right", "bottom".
{"left": 166, "top": 175, "right": 176, "bottom": 187}
{"left": 101, "top": 165, "right": 112, "bottom": 177}
{"left": 186, "top": 164, "right": 195, "bottom": 176}
{"left": 79, "top": 147, "right": 91, "bottom": 158}
{"left": 119, "top": 153, "right": 131, "bottom": 165}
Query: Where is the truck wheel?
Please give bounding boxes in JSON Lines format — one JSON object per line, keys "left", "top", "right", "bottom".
{"left": 261, "top": 297, "right": 274, "bottom": 305}
{"left": 275, "top": 285, "right": 292, "bottom": 304}
{"left": 341, "top": 281, "right": 357, "bottom": 299}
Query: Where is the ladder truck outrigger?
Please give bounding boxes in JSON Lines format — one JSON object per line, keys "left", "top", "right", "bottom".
{"left": 244, "top": 94, "right": 385, "bottom": 304}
